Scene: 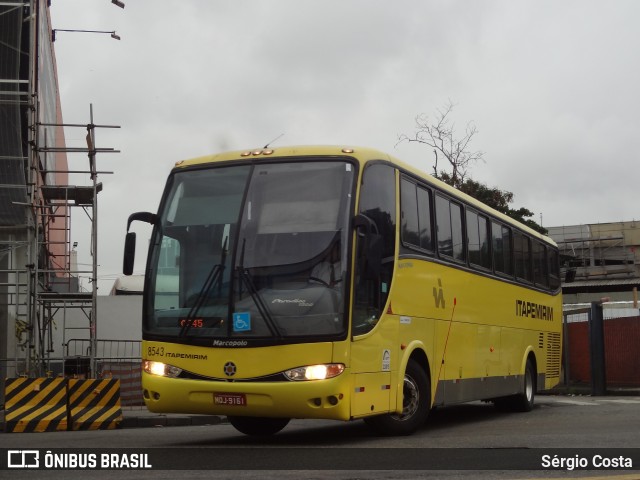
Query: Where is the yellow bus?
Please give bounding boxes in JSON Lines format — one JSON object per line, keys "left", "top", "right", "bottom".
{"left": 123, "top": 145, "right": 562, "bottom": 436}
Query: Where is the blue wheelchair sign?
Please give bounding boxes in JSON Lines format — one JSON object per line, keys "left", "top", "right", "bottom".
{"left": 233, "top": 312, "right": 251, "bottom": 332}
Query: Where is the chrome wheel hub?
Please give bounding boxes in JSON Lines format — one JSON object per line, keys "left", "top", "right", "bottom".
{"left": 392, "top": 374, "right": 420, "bottom": 421}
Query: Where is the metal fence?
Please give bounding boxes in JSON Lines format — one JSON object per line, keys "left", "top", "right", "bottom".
{"left": 563, "top": 303, "right": 640, "bottom": 391}
{"left": 1, "top": 339, "right": 144, "bottom": 408}
{"left": 64, "top": 339, "right": 143, "bottom": 406}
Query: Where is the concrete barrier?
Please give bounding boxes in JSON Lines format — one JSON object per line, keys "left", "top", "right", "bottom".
{"left": 4, "top": 378, "right": 68, "bottom": 432}
{"left": 3, "top": 377, "right": 123, "bottom": 432}
{"left": 68, "top": 378, "right": 123, "bottom": 430}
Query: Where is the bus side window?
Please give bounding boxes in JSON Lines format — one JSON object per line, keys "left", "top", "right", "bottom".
{"left": 467, "top": 210, "right": 491, "bottom": 270}
{"left": 533, "top": 241, "right": 549, "bottom": 288}
{"left": 514, "top": 231, "right": 532, "bottom": 283}
{"left": 548, "top": 249, "right": 561, "bottom": 290}
{"left": 400, "top": 178, "right": 420, "bottom": 247}
{"left": 417, "top": 186, "right": 433, "bottom": 251}
{"left": 492, "top": 221, "right": 513, "bottom": 276}
{"left": 436, "top": 194, "right": 465, "bottom": 263}
{"left": 400, "top": 178, "right": 433, "bottom": 252}
{"left": 353, "top": 164, "right": 397, "bottom": 335}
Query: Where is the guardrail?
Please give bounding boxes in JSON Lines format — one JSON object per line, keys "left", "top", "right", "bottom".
{"left": 64, "top": 339, "right": 143, "bottom": 406}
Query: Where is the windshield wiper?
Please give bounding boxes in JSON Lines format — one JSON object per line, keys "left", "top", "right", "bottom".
{"left": 236, "top": 267, "right": 282, "bottom": 338}
{"left": 179, "top": 263, "right": 224, "bottom": 337}
{"left": 180, "top": 238, "right": 229, "bottom": 337}
{"left": 235, "top": 238, "right": 282, "bottom": 338}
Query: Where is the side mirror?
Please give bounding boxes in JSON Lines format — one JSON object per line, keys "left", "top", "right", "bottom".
{"left": 127, "top": 211, "right": 158, "bottom": 230}
{"left": 123, "top": 232, "right": 136, "bottom": 276}
{"left": 123, "top": 211, "right": 158, "bottom": 276}
{"left": 353, "top": 213, "right": 377, "bottom": 236}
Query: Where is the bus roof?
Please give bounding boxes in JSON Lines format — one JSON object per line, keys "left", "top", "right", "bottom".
{"left": 173, "top": 145, "right": 556, "bottom": 247}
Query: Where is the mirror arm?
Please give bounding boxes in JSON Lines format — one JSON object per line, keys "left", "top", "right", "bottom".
{"left": 353, "top": 213, "right": 376, "bottom": 235}
{"left": 127, "top": 212, "right": 158, "bottom": 232}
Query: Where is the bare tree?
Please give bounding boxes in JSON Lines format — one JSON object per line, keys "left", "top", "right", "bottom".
{"left": 396, "top": 101, "right": 546, "bottom": 234}
{"left": 398, "top": 100, "right": 484, "bottom": 187}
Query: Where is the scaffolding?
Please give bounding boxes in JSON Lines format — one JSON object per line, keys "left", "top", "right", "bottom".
{"left": 0, "top": 1, "right": 119, "bottom": 380}
{"left": 0, "top": 0, "right": 38, "bottom": 381}
{"left": 550, "top": 225, "right": 638, "bottom": 282}
{"left": 1, "top": 110, "right": 120, "bottom": 378}
{"left": 30, "top": 107, "right": 119, "bottom": 377}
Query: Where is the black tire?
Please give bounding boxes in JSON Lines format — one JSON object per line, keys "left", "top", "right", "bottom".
{"left": 495, "top": 358, "right": 536, "bottom": 412}
{"left": 227, "top": 416, "right": 290, "bottom": 436}
{"left": 364, "top": 359, "right": 431, "bottom": 436}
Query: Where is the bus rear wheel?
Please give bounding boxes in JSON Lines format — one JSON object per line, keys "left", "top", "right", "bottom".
{"left": 227, "top": 416, "right": 290, "bottom": 436}
{"left": 363, "top": 359, "right": 430, "bottom": 436}
{"left": 495, "top": 358, "right": 536, "bottom": 412}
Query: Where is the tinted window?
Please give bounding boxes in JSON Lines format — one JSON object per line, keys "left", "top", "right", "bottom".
{"left": 401, "top": 179, "right": 420, "bottom": 247}
{"left": 451, "top": 203, "right": 464, "bottom": 262}
{"left": 417, "top": 186, "right": 433, "bottom": 250}
{"left": 436, "top": 194, "right": 465, "bottom": 263}
{"left": 533, "top": 241, "right": 548, "bottom": 287}
{"left": 548, "top": 249, "right": 561, "bottom": 290}
{"left": 514, "top": 231, "right": 532, "bottom": 282}
{"left": 467, "top": 210, "right": 491, "bottom": 269}
{"left": 353, "top": 164, "right": 397, "bottom": 335}
{"left": 492, "top": 221, "right": 512, "bottom": 275}
{"left": 436, "top": 195, "right": 452, "bottom": 257}
{"left": 401, "top": 178, "right": 433, "bottom": 251}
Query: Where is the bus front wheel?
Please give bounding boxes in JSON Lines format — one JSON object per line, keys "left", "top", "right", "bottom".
{"left": 363, "top": 359, "right": 430, "bottom": 436}
{"left": 228, "top": 416, "right": 290, "bottom": 436}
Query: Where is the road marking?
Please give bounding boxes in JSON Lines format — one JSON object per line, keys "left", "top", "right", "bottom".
{"left": 598, "top": 399, "right": 640, "bottom": 404}
{"left": 519, "top": 476, "right": 640, "bottom": 480}
{"left": 544, "top": 397, "right": 599, "bottom": 406}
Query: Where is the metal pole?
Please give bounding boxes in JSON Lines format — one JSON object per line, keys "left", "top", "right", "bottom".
{"left": 89, "top": 104, "right": 98, "bottom": 378}
{"left": 562, "top": 312, "right": 571, "bottom": 386}
{"left": 25, "top": 0, "right": 38, "bottom": 377}
{"left": 589, "top": 301, "right": 607, "bottom": 396}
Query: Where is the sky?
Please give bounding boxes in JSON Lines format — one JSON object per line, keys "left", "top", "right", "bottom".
{"left": 49, "top": 0, "right": 640, "bottom": 294}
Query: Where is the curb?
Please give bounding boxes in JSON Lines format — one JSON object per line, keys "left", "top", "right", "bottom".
{"left": 119, "top": 414, "right": 227, "bottom": 429}
{"left": 0, "top": 411, "right": 227, "bottom": 432}
{"left": 544, "top": 386, "right": 640, "bottom": 397}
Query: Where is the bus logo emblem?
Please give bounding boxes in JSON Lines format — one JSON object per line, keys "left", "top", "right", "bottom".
{"left": 224, "top": 362, "right": 237, "bottom": 376}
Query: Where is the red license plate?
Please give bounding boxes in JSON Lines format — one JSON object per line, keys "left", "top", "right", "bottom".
{"left": 214, "top": 393, "right": 247, "bottom": 406}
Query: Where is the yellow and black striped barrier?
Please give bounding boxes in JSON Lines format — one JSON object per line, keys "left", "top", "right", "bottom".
{"left": 3, "top": 377, "right": 123, "bottom": 432}
{"left": 4, "top": 378, "right": 69, "bottom": 433}
{"left": 68, "top": 378, "right": 123, "bottom": 431}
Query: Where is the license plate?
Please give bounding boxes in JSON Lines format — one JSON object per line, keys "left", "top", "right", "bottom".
{"left": 214, "top": 393, "right": 247, "bottom": 406}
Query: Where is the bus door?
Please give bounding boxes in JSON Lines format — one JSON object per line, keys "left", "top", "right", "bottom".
{"left": 350, "top": 163, "right": 398, "bottom": 417}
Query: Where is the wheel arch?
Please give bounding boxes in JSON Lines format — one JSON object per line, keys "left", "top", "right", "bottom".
{"left": 394, "top": 342, "right": 432, "bottom": 414}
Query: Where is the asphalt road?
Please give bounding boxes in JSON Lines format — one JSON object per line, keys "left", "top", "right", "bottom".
{"left": 1, "top": 394, "right": 639, "bottom": 480}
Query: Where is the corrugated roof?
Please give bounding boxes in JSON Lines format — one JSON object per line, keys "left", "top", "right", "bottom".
{"left": 563, "top": 278, "right": 640, "bottom": 288}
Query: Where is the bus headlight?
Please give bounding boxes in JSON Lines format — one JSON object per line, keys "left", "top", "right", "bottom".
{"left": 143, "top": 360, "right": 182, "bottom": 378}
{"left": 284, "top": 364, "right": 345, "bottom": 381}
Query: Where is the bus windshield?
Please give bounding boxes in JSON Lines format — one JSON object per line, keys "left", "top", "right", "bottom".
{"left": 145, "top": 160, "right": 355, "bottom": 343}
